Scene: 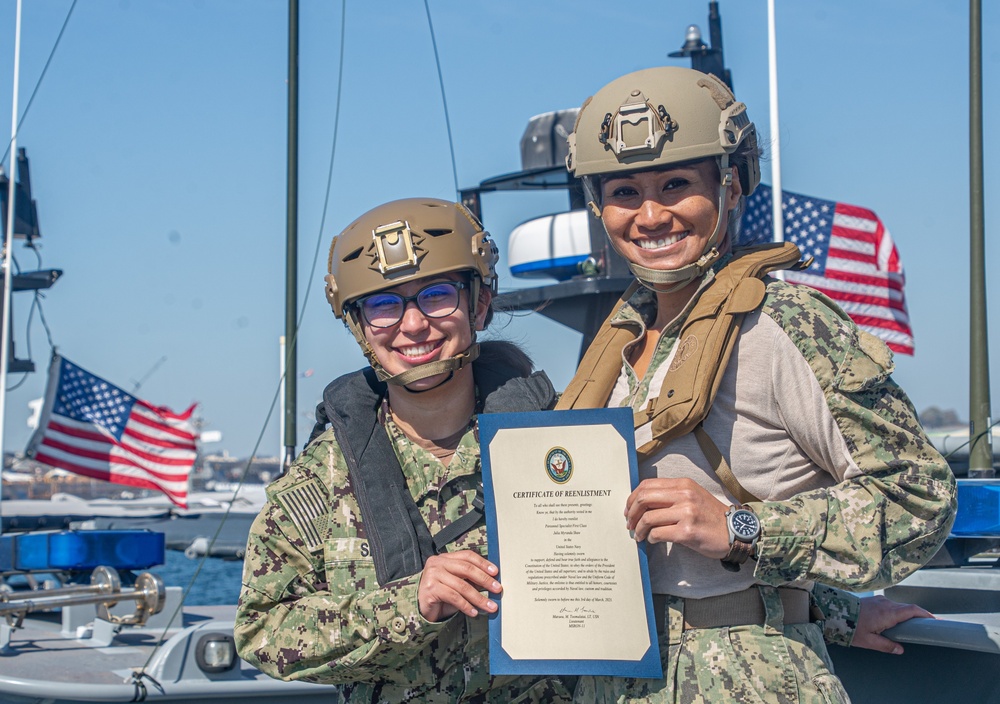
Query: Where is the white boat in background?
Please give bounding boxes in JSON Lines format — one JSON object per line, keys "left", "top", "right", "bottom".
{"left": 1, "top": 486, "right": 265, "bottom": 558}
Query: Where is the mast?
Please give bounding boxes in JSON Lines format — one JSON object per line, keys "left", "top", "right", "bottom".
{"left": 0, "top": 0, "right": 25, "bottom": 515}
{"left": 283, "top": 0, "right": 299, "bottom": 470}
{"left": 968, "top": 0, "right": 993, "bottom": 477}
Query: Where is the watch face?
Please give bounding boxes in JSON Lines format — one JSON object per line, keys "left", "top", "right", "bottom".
{"left": 731, "top": 509, "right": 760, "bottom": 539}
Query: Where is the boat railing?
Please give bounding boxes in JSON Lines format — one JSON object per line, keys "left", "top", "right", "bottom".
{"left": 0, "top": 565, "right": 165, "bottom": 650}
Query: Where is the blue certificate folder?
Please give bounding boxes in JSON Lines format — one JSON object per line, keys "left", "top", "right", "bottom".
{"left": 479, "top": 407, "right": 662, "bottom": 679}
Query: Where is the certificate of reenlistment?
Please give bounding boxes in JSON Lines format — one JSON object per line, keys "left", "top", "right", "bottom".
{"left": 479, "top": 408, "right": 662, "bottom": 678}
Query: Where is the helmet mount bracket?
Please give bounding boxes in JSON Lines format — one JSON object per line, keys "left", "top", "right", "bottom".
{"left": 371, "top": 220, "right": 420, "bottom": 275}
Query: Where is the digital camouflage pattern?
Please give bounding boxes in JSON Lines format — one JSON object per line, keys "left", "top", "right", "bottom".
{"left": 574, "top": 274, "right": 954, "bottom": 703}
{"left": 809, "top": 584, "right": 861, "bottom": 648}
{"left": 751, "top": 280, "right": 955, "bottom": 591}
{"left": 575, "top": 590, "right": 850, "bottom": 704}
{"left": 235, "top": 416, "right": 572, "bottom": 702}
{"left": 602, "top": 274, "right": 908, "bottom": 647}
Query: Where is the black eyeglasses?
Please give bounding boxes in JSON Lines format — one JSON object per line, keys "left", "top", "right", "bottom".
{"left": 357, "top": 281, "right": 467, "bottom": 328}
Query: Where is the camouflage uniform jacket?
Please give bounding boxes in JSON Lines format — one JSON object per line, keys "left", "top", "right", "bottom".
{"left": 235, "top": 365, "right": 571, "bottom": 703}
{"left": 571, "top": 272, "right": 956, "bottom": 704}
{"left": 608, "top": 273, "right": 956, "bottom": 643}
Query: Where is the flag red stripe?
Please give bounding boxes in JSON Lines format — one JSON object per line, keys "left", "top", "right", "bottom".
{"left": 792, "top": 283, "right": 908, "bottom": 313}
{"left": 123, "top": 424, "right": 198, "bottom": 451}
{"left": 843, "top": 315, "right": 914, "bottom": 335}
{"left": 48, "top": 419, "right": 111, "bottom": 444}
{"left": 49, "top": 417, "right": 196, "bottom": 454}
{"left": 136, "top": 399, "right": 196, "bottom": 421}
{"left": 33, "top": 452, "right": 188, "bottom": 505}
{"left": 129, "top": 409, "right": 198, "bottom": 441}
{"left": 834, "top": 202, "right": 879, "bottom": 220}
{"left": 45, "top": 420, "right": 195, "bottom": 466}
{"left": 816, "top": 269, "right": 905, "bottom": 292}
{"left": 38, "top": 437, "right": 193, "bottom": 479}
{"left": 827, "top": 247, "right": 879, "bottom": 266}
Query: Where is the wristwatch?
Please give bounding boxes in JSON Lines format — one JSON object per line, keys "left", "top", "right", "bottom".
{"left": 721, "top": 505, "right": 761, "bottom": 572}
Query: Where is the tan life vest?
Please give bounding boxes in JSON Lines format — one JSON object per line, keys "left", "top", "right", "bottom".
{"left": 555, "top": 242, "right": 805, "bottom": 503}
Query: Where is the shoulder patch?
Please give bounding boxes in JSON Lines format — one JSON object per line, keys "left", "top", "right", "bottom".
{"left": 836, "top": 329, "right": 894, "bottom": 392}
{"left": 761, "top": 280, "right": 858, "bottom": 389}
{"left": 275, "top": 478, "right": 329, "bottom": 553}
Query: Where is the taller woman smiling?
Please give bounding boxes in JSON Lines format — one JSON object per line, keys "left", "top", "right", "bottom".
{"left": 559, "top": 67, "right": 956, "bottom": 703}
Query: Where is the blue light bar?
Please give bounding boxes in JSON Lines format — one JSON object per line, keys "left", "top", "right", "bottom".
{"left": 510, "top": 254, "right": 590, "bottom": 281}
{"left": 951, "top": 480, "right": 1000, "bottom": 537}
{"left": 0, "top": 530, "right": 165, "bottom": 572}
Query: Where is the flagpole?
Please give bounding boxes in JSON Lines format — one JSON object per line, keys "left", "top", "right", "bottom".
{"left": 968, "top": 0, "right": 993, "bottom": 477}
{"left": 767, "top": 0, "right": 784, "bottom": 258}
{"left": 0, "top": 0, "right": 25, "bottom": 518}
{"left": 283, "top": 0, "right": 299, "bottom": 471}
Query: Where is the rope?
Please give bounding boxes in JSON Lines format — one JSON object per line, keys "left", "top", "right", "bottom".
{"left": 135, "top": 0, "right": 349, "bottom": 674}
{"left": 422, "top": 0, "right": 459, "bottom": 195}
{"left": 4, "top": 242, "right": 55, "bottom": 392}
{"left": 941, "top": 417, "right": 1000, "bottom": 460}
{"left": 1, "top": 0, "right": 79, "bottom": 166}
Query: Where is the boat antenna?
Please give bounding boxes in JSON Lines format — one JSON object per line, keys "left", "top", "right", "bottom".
{"left": 968, "top": 0, "right": 993, "bottom": 477}
{"left": 423, "top": 0, "right": 459, "bottom": 196}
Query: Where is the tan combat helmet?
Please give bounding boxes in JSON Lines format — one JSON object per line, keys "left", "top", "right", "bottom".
{"left": 566, "top": 66, "right": 760, "bottom": 289}
{"left": 325, "top": 197, "right": 499, "bottom": 387}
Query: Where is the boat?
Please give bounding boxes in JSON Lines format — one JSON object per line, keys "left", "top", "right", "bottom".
{"left": 0, "top": 529, "right": 331, "bottom": 703}
{"left": 1, "top": 488, "right": 263, "bottom": 558}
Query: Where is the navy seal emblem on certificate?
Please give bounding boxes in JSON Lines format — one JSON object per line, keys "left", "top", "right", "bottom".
{"left": 479, "top": 407, "right": 661, "bottom": 679}
{"left": 545, "top": 447, "right": 572, "bottom": 484}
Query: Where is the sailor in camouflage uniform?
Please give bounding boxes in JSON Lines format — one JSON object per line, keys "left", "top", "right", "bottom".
{"left": 234, "top": 198, "right": 572, "bottom": 703}
{"left": 558, "top": 67, "right": 956, "bottom": 703}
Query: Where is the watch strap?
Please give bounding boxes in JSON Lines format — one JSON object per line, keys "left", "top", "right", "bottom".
{"left": 723, "top": 535, "right": 755, "bottom": 565}
{"left": 721, "top": 505, "right": 759, "bottom": 572}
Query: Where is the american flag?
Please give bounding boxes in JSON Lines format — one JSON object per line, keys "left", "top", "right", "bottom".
{"left": 739, "top": 184, "right": 913, "bottom": 355}
{"left": 27, "top": 355, "right": 198, "bottom": 507}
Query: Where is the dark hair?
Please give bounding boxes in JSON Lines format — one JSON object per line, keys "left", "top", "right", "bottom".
{"left": 476, "top": 340, "right": 534, "bottom": 378}
{"left": 478, "top": 275, "right": 495, "bottom": 330}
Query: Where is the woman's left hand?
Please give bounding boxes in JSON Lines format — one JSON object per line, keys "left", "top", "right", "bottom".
{"left": 851, "top": 595, "right": 934, "bottom": 654}
{"left": 625, "top": 477, "right": 732, "bottom": 558}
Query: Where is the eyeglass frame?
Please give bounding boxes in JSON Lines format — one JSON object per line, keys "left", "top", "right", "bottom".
{"left": 355, "top": 280, "right": 469, "bottom": 329}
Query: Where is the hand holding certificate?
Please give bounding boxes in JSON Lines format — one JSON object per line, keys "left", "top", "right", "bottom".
{"left": 479, "top": 408, "right": 662, "bottom": 678}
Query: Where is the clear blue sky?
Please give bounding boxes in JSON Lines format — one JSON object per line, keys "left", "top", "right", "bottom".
{"left": 1, "top": 0, "right": 997, "bottom": 459}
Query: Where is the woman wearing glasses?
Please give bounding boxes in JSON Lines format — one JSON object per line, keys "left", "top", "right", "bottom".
{"left": 234, "top": 198, "right": 571, "bottom": 702}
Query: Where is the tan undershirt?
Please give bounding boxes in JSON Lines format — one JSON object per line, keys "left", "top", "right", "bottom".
{"left": 611, "top": 307, "right": 862, "bottom": 598}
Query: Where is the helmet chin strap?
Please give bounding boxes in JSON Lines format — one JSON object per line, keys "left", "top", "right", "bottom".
{"left": 387, "top": 342, "right": 479, "bottom": 388}
{"left": 589, "top": 158, "right": 733, "bottom": 294}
